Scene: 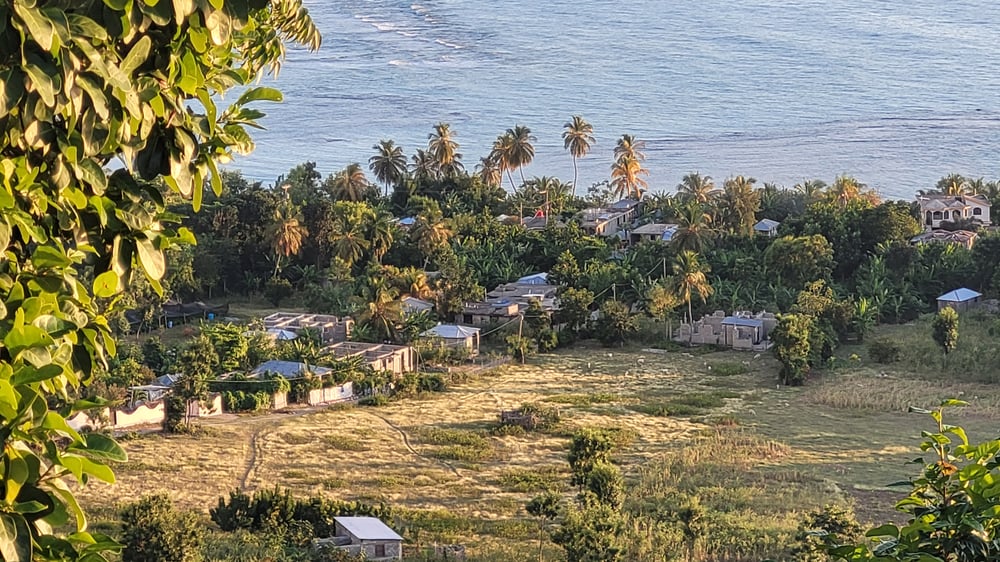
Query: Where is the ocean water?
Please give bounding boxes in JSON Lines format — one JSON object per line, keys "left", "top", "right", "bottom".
{"left": 232, "top": 0, "right": 1000, "bottom": 199}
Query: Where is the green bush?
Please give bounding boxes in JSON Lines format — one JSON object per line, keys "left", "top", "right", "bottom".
{"left": 222, "top": 390, "right": 272, "bottom": 413}
{"left": 264, "top": 277, "right": 294, "bottom": 307}
{"left": 359, "top": 394, "right": 389, "bottom": 407}
{"left": 121, "top": 495, "right": 204, "bottom": 562}
{"left": 867, "top": 338, "right": 902, "bottom": 364}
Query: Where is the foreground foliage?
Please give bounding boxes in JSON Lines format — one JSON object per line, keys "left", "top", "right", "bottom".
{"left": 0, "top": 0, "right": 318, "bottom": 558}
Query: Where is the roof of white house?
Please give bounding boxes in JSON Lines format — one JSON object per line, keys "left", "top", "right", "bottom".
{"left": 754, "top": 219, "right": 780, "bottom": 231}
{"left": 610, "top": 198, "right": 641, "bottom": 210}
{"left": 334, "top": 517, "right": 403, "bottom": 541}
{"left": 401, "top": 296, "right": 434, "bottom": 312}
{"left": 421, "top": 324, "right": 480, "bottom": 339}
{"left": 517, "top": 272, "right": 549, "bottom": 284}
{"left": 919, "top": 194, "right": 990, "bottom": 210}
{"left": 251, "top": 360, "right": 331, "bottom": 379}
{"left": 938, "top": 288, "right": 982, "bottom": 303}
{"left": 631, "top": 223, "right": 674, "bottom": 236}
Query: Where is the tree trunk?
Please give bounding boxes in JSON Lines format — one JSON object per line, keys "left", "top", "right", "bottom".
{"left": 572, "top": 157, "right": 579, "bottom": 198}
{"left": 688, "top": 300, "right": 694, "bottom": 346}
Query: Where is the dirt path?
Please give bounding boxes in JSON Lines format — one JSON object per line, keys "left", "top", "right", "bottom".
{"left": 239, "top": 425, "right": 270, "bottom": 491}
{"left": 362, "top": 411, "right": 464, "bottom": 479}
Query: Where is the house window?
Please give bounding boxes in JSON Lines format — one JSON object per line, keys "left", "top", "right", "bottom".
{"left": 925, "top": 211, "right": 932, "bottom": 225}
{"left": 933, "top": 211, "right": 942, "bottom": 220}
{"left": 463, "top": 314, "right": 473, "bottom": 324}
{"left": 375, "top": 544, "right": 386, "bottom": 557}
{"left": 974, "top": 208, "right": 983, "bottom": 216}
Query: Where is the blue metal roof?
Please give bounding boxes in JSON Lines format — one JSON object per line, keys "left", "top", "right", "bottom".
{"left": 938, "top": 288, "right": 982, "bottom": 302}
{"left": 721, "top": 316, "right": 764, "bottom": 328}
{"left": 251, "top": 360, "right": 331, "bottom": 379}
{"left": 754, "top": 219, "right": 780, "bottom": 231}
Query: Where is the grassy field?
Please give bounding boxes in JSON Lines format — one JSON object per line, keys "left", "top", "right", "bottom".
{"left": 79, "top": 315, "right": 1000, "bottom": 560}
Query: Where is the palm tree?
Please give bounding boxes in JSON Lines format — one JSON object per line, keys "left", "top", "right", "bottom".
{"left": 427, "top": 122, "right": 464, "bottom": 177}
{"left": 330, "top": 163, "right": 371, "bottom": 202}
{"left": 563, "top": 115, "right": 595, "bottom": 196}
{"left": 671, "top": 251, "right": 714, "bottom": 345}
{"left": 357, "top": 275, "right": 402, "bottom": 342}
{"left": 395, "top": 266, "right": 432, "bottom": 299}
{"left": 613, "top": 133, "right": 645, "bottom": 162}
{"left": 610, "top": 155, "right": 648, "bottom": 200}
{"left": 672, "top": 201, "right": 715, "bottom": 253}
{"left": 267, "top": 205, "right": 308, "bottom": 277}
{"left": 410, "top": 212, "right": 452, "bottom": 265}
{"left": 330, "top": 225, "right": 370, "bottom": 268}
{"left": 721, "top": 175, "right": 760, "bottom": 236}
{"left": 490, "top": 132, "right": 517, "bottom": 191}
{"left": 793, "top": 178, "right": 827, "bottom": 203}
{"left": 410, "top": 148, "right": 441, "bottom": 181}
{"left": 677, "top": 172, "right": 718, "bottom": 204}
{"left": 936, "top": 174, "right": 970, "bottom": 196}
{"left": 366, "top": 210, "right": 395, "bottom": 264}
{"left": 475, "top": 154, "right": 502, "bottom": 188}
{"left": 507, "top": 125, "right": 537, "bottom": 185}
{"left": 828, "top": 175, "right": 869, "bottom": 207}
{"left": 369, "top": 140, "right": 407, "bottom": 196}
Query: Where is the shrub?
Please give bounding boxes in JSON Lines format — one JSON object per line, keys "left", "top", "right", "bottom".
{"left": 359, "top": 394, "right": 389, "bottom": 407}
{"left": 222, "top": 390, "right": 272, "bottom": 412}
{"left": 867, "top": 338, "right": 902, "bottom": 364}
{"left": 709, "top": 361, "right": 749, "bottom": 376}
{"left": 121, "top": 495, "right": 204, "bottom": 562}
{"left": 263, "top": 277, "right": 294, "bottom": 307}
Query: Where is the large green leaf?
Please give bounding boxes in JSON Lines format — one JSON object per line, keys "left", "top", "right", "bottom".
{"left": 92, "top": 270, "right": 118, "bottom": 298}
{"left": 135, "top": 237, "right": 165, "bottom": 280}
{"left": 72, "top": 433, "right": 127, "bottom": 462}
{"left": 236, "top": 86, "right": 283, "bottom": 106}
{"left": 0, "top": 513, "right": 30, "bottom": 562}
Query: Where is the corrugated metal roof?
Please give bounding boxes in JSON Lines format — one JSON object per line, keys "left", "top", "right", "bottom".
{"left": 754, "top": 219, "right": 780, "bottom": 230}
{"left": 938, "top": 288, "right": 982, "bottom": 302}
{"left": 721, "top": 316, "right": 764, "bottom": 327}
{"left": 335, "top": 517, "right": 403, "bottom": 541}
{"left": 250, "top": 360, "right": 331, "bottom": 379}
{"left": 421, "top": 324, "right": 480, "bottom": 339}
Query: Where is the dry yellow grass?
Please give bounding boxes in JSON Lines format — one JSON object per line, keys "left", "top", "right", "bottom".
{"left": 77, "top": 340, "right": 1000, "bottom": 556}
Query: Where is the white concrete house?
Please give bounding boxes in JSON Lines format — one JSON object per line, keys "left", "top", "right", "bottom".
{"left": 918, "top": 194, "right": 991, "bottom": 230}
{"left": 315, "top": 517, "right": 403, "bottom": 561}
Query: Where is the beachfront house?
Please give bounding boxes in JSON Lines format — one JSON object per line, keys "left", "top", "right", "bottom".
{"left": 420, "top": 324, "right": 481, "bottom": 356}
{"left": 314, "top": 517, "right": 403, "bottom": 561}
{"left": 918, "top": 194, "right": 991, "bottom": 230}
{"left": 937, "top": 288, "right": 982, "bottom": 313}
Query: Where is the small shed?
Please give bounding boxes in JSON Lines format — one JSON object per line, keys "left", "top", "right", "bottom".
{"left": 326, "top": 517, "right": 403, "bottom": 561}
{"left": 517, "top": 272, "right": 549, "bottom": 285}
{"left": 754, "top": 219, "right": 781, "bottom": 237}
{"left": 937, "top": 288, "right": 983, "bottom": 312}
{"left": 420, "top": 324, "right": 481, "bottom": 356}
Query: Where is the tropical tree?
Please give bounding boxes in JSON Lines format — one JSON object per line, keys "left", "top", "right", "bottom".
{"left": 611, "top": 134, "right": 648, "bottom": 200}
{"left": 936, "top": 173, "right": 970, "bottom": 195}
{"left": 508, "top": 125, "right": 537, "bottom": 185}
{"left": 646, "top": 282, "right": 682, "bottom": 339}
{"left": 563, "top": 115, "right": 595, "bottom": 196}
{"left": 610, "top": 155, "right": 648, "bottom": 200}
{"left": 932, "top": 306, "right": 959, "bottom": 358}
{"left": 772, "top": 313, "right": 813, "bottom": 385}
{"left": 410, "top": 148, "right": 441, "bottom": 181}
{"left": 490, "top": 131, "right": 518, "bottom": 191}
{"left": 828, "top": 175, "right": 878, "bottom": 207}
{"left": 671, "top": 251, "right": 714, "bottom": 344}
{"left": 677, "top": 172, "right": 719, "bottom": 204}
{"left": 595, "top": 300, "right": 638, "bottom": 347}
{"left": 357, "top": 275, "right": 403, "bottom": 342}
{"left": 267, "top": 205, "right": 309, "bottom": 277}
{"left": 369, "top": 140, "right": 408, "bottom": 195}
{"left": 330, "top": 224, "right": 371, "bottom": 268}
{"left": 672, "top": 202, "right": 716, "bottom": 253}
{"left": 476, "top": 154, "right": 502, "bottom": 188}
{"left": 0, "top": 2, "right": 320, "bottom": 558}
{"left": 720, "top": 175, "right": 761, "bottom": 235}
{"left": 428, "top": 122, "right": 464, "bottom": 177}
{"left": 329, "top": 163, "right": 372, "bottom": 202}
{"left": 366, "top": 210, "right": 396, "bottom": 264}
{"left": 794, "top": 179, "right": 827, "bottom": 203}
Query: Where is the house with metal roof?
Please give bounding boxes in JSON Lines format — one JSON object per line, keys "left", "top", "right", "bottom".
{"left": 910, "top": 229, "right": 978, "bottom": 250}
{"left": 314, "top": 517, "right": 403, "bottom": 561}
{"left": 937, "top": 288, "right": 983, "bottom": 312}
{"left": 250, "top": 360, "right": 332, "bottom": 380}
{"left": 420, "top": 324, "right": 481, "bottom": 356}
{"left": 401, "top": 296, "right": 434, "bottom": 316}
{"left": 677, "top": 310, "right": 777, "bottom": 350}
{"left": 629, "top": 223, "right": 679, "bottom": 245}
{"left": 754, "top": 219, "right": 781, "bottom": 237}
